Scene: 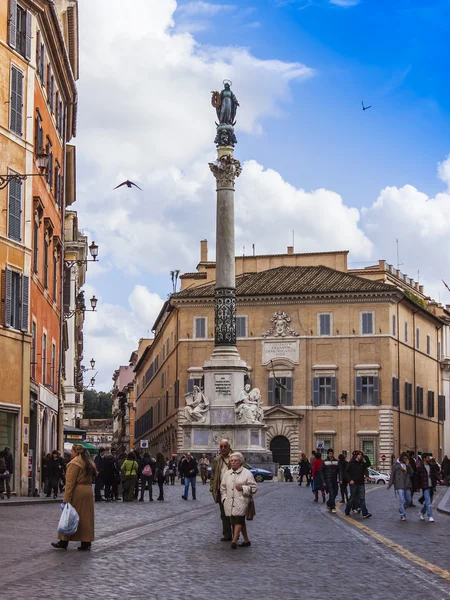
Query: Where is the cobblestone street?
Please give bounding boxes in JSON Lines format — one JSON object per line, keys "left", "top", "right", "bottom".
{"left": 2, "top": 483, "right": 450, "bottom": 600}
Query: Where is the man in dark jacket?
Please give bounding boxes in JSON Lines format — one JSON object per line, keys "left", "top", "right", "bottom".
{"left": 321, "top": 449, "right": 340, "bottom": 512}
{"left": 417, "top": 453, "right": 443, "bottom": 522}
{"left": 181, "top": 452, "right": 198, "bottom": 500}
{"left": 94, "top": 447, "right": 106, "bottom": 501}
{"left": 345, "top": 451, "right": 372, "bottom": 518}
{"left": 3, "top": 447, "right": 13, "bottom": 499}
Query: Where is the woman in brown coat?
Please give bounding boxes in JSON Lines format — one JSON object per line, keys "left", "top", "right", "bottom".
{"left": 52, "top": 444, "right": 96, "bottom": 551}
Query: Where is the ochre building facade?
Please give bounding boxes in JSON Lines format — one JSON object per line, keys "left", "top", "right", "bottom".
{"left": 134, "top": 246, "right": 447, "bottom": 471}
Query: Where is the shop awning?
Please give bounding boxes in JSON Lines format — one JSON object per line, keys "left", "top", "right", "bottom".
{"left": 64, "top": 441, "right": 99, "bottom": 453}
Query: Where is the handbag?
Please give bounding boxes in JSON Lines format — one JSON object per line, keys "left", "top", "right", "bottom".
{"left": 246, "top": 496, "right": 256, "bottom": 521}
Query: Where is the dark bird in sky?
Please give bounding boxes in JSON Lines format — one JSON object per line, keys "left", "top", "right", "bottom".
{"left": 113, "top": 180, "right": 142, "bottom": 190}
{"left": 361, "top": 101, "right": 372, "bottom": 111}
{"left": 443, "top": 279, "right": 450, "bottom": 293}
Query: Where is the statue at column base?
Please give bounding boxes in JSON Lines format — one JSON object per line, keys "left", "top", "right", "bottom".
{"left": 235, "top": 385, "right": 264, "bottom": 425}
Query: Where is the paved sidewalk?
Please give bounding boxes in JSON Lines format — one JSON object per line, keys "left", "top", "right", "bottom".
{"left": 0, "top": 496, "right": 60, "bottom": 506}
{"left": 437, "top": 487, "right": 450, "bottom": 515}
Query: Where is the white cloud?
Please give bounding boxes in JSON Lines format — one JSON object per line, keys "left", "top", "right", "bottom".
{"left": 177, "top": 2, "right": 236, "bottom": 16}
{"left": 329, "top": 0, "right": 360, "bottom": 6}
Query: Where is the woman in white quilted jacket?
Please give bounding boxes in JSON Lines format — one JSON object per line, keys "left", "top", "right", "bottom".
{"left": 220, "top": 452, "right": 257, "bottom": 549}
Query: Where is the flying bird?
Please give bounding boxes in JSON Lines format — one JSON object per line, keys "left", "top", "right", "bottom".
{"left": 113, "top": 180, "right": 142, "bottom": 190}
{"left": 361, "top": 101, "right": 372, "bottom": 111}
{"left": 443, "top": 279, "right": 450, "bottom": 293}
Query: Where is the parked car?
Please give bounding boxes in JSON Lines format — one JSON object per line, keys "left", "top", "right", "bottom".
{"left": 366, "top": 468, "right": 389, "bottom": 484}
{"left": 247, "top": 465, "right": 273, "bottom": 482}
{"left": 281, "top": 465, "right": 299, "bottom": 476}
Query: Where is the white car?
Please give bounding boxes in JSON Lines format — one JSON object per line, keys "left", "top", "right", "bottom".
{"left": 367, "top": 468, "right": 389, "bottom": 484}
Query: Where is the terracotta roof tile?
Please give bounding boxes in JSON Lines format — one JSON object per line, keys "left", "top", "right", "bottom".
{"left": 172, "top": 266, "right": 396, "bottom": 298}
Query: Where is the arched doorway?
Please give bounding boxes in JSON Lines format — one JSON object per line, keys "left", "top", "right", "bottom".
{"left": 270, "top": 435, "right": 291, "bottom": 466}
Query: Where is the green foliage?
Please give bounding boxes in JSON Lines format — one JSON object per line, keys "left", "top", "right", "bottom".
{"left": 403, "top": 289, "right": 428, "bottom": 310}
{"left": 83, "top": 389, "right": 113, "bottom": 419}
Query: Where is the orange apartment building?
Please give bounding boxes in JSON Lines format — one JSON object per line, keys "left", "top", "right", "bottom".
{"left": 0, "top": 0, "right": 78, "bottom": 494}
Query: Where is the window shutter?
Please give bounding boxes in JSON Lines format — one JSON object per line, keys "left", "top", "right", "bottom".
{"left": 286, "top": 377, "right": 293, "bottom": 405}
{"left": 50, "top": 75, "right": 54, "bottom": 112}
{"left": 355, "top": 376, "right": 363, "bottom": 406}
{"left": 25, "top": 10, "right": 32, "bottom": 60}
{"left": 8, "top": 179, "right": 22, "bottom": 242}
{"left": 8, "top": 0, "right": 17, "bottom": 49}
{"left": 41, "top": 45, "right": 46, "bottom": 85}
{"left": 20, "top": 274, "right": 29, "bottom": 332}
{"left": 268, "top": 377, "right": 274, "bottom": 406}
{"left": 59, "top": 100, "right": 63, "bottom": 134}
{"left": 10, "top": 67, "right": 23, "bottom": 136}
{"left": 36, "top": 31, "right": 41, "bottom": 69}
{"left": 373, "top": 376, "right": 380, "bottom": 405}
{"left": 331, "top": 377, "right": 337, "bottom": 406}
{"left": 4, "top": 269, "right": 12, "bottom": 328}
{"left": 438, "top": 395, "right": 445, "bottom": 421}
{"left": 63, "top": 267, "right": 71, "bottom": 315}
{"left": 312, "top": 377, "right": 320, "bottom": 406}
{"left": 392, "top": 377, "right": 399, "bottom": 407}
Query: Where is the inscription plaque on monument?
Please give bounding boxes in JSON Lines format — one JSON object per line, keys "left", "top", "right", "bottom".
{"left": 262, "top": 340, "right": 299, "bottom": 365}
{"left": 215, "top": 374, "right": 232, "bottom": 399}
{"left": 211, "top": 408, "right": 234, "bottom": 425}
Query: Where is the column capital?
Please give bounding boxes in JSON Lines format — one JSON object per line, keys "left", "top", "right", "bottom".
{"left": 209, "top": 154, "right": 242, "bottom": 190}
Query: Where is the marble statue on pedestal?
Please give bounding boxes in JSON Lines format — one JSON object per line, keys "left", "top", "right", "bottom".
{"left": 235, "top": 384, "right": 264, "bottom": 424}
{"left": 184, "top": 386, "right": 210, "bottom": 423}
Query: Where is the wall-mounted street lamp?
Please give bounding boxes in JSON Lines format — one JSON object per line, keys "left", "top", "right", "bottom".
{"left": 81, "top": 358, "right": 96, "bottom": 372}
{"left": 0, "top": 152, "right": 49, "bottom": 190}
{"left": 64, "top": 293, "right": 98, "bottom": 320}
{"left": 65, "top": 241, "right": 99, "bottom": 269}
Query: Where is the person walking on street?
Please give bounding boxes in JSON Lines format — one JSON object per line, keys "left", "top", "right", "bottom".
{"left": 178, "top": 454, "right": 186, "bottom": 485}
{"left": 298, "top": 453, "right": 311, "bottom": 487}
{"left": 321, "top": 449, "right": 339, "bottom": 512}
{"left": 220, "top": 452, "right": 257, "bottom": 549}
{"left": 2, "top": 447, "right": 14, "bottom": 499}
{"left": 51, "top": 444, "right": 96, "bottom": 551}
{"left": 345, "top": 450, "right": 372, "bottom": 518}
{"left": 94, "top": 447, "right": 106, "bottom": 502}
{"left": 0, "top": 458, "right": 10, "bottom": 499}
{"left": 155, "top": 452, "right": 166, "bottom": 501}
{"left": 199, "top": 453, "right": 210, "bottom": 485}
{"left": 139, "top": 452, "right": 154, "bottom": 502}
{"left": 417, "top": 453, "right": 443, "bottom": 522}
{"left": 103, "top": 454, "right": 119, "bottom": 501}
{"left": 120, "top": 452, "right": 139, "bottom": 502}
{"left": 338, "top": 454, "right": 349, "bottom": 503}
{"left": 181, "top": 452, "right": 198, "bottom": 500}
{"left": 441, "top": 455, "right": 450, "bottom": 487}
{"left": 210, "top": 439, "right": 233, "bottom": 541}
{"left": 168, "top": 455, "right": 177, "bottom": 485}
{"left": 387, "top": 452, "right": 413, "bottom": 521}
{"left": 311, "top": 452, "right": 326, "bottom": 503}
{"left": 46, "top": 450, "right": 63, "bottom": 499}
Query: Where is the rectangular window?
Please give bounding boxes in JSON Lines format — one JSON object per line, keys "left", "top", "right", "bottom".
{"left": 43, "top": 235, "right": 49, "bottom": 289}
{"left": 355, "top": 376, "right": 379, "bottom": 406}
{"left": 174, "top": 380, "right": 179, "bottom": 409}
{"left": 427, "top": 335, "right": 431, "bottom": 356}
{"left": 416, "top": 386, "right": 424, "bottom": 415}
{"left": 392, "top": 314, "right": 396, "bottom": 337}
{"left": 404, "top": 321, "right": 408, "bottom": 343}
{"left": 53, "top": 253, "right": 58, "bottom": 300}
{"left": 11, "top": 4, "right": 31, "bottom": 59}
{"left": 194, "top": 317, "right": 206, "bottom": 339}
{"left": 427, "top": 391, "right": 434, "bottom": 418}
{"left": 438, "top": 341, "right": 441, "bottom": 361}
{"left": 35, "top": 112, "right": 44, "bottom": 151}
{"left": 187, "top": 378, "right": 203, "bottom": 393}
{"left": 392, "top": 377, "right": 399, "bottom": 407}
{"left": 31, "top": 321, "right": 36, "bottom": 380}
{"left": 268, "top": 376, "right": 293, "bottom": 406}
{"left": 319, "top": 313, "right": 331, "bottom": 336}
{"left": 4, "top": 268, "right": 28, "bottom": 331}
{"left": 157, "top": 400, "right": 161, "bottom": 423}
{"left": 312, "top": 376, "right": 337, "bottom": 405}
{"left": 165, "top": 391, "right": 169, "bottom": 417}
{"left": 42, "top": 332, "right": 47, "bottom": 385}
{"left": 161, "top": 371, "right": 165, "bottom": 389}
{"left": 416, "top": 328, "right": 420, "bottom": 350}
{"left": 32, "top": 220, "right": 39, "bottom": 274}
{"left": 8, "top": 178, "right": 22, "bottom": 242}
{"left": 362, "top": 440, "right": 375, "bottom": 466}
{"left": 236, "top": 315, "right": 247, "bottom": 338}
{"left": 404, "top": 382, "right": 413, "bottom": 411}
{"left": 45, "top": 141, "right": 53, "bottom": 188}
{"left": 438, "top": 395, "right": 446, "bottom": 421}
{"left": 10, "top": 65, "right": 23, "bottom": 136}
{"left": 361, "top": 312, "right": 374, "bottom": 335}
{"left": 51, "top": 343, "right": 56, "bottom": 390}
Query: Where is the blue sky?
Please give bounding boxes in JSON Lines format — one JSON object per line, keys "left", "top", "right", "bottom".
{"left": 76, "top": 0, "right": 450, "bottom": 390}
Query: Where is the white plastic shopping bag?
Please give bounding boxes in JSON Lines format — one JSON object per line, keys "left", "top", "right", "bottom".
{"left": 57, "top": 503, "right": 79, "bottom": 536}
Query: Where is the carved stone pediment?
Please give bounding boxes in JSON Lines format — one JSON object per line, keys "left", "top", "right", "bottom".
{"left": 264, "top": 405, "right": 302, "bottom": 420}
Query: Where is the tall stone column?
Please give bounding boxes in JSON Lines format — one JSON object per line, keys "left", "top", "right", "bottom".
{"left": 209, "top": 148, "right": 242, "bottom": 358}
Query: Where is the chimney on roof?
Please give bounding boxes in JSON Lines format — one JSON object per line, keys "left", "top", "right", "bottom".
{"left": 419, "top": 285, "right": 424, "bottom": 294}
{"left": 200, "top": 239, "right": 208, "bottom": 263}
{"left": 287, "top": 246, "right": 294, "bottom": 255}
{"left": 379, "top": 260, "right": 386, "bottom": 270}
